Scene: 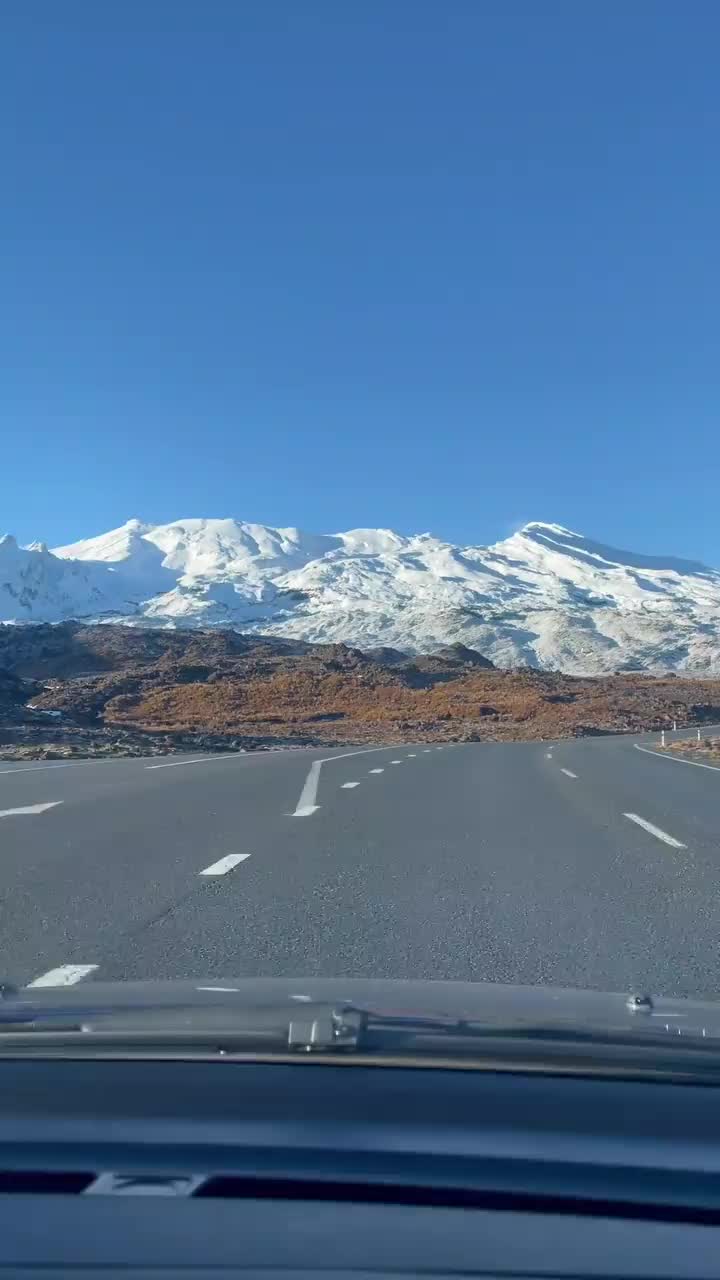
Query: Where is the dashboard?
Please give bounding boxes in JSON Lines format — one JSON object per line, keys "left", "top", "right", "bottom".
{"left": 1, "top": 1057, "right": 720, "bottom": 1277}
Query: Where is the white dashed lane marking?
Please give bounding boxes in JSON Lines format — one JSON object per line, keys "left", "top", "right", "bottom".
{"left": 199, "top": 854, "right": 251, "bottom": 876}
{"left": 560, "top": 768, "right": 577, "bottom": 779}
{"left": 369, "top": 768, "right": 384, "bottom": 774}
{"left": 390, "top": 760, "right": 402, "bottom": 765}
{"left": 28, "top": 965, "right": 98, "bottom": 988}
{"left": 341, "top": 782, "right": 359, "bottom": 789}
{"left": 623, "top": 813, "right": 686, "bottom": 849}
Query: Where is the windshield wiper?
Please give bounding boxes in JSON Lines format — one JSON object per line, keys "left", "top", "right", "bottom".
{"left": 3, "top": 998, "right": 720, "bottom": 1082}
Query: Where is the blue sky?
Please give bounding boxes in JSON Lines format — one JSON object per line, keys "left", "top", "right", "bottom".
{"left": 3, "top": 0, "right": 720, "bottom": 561}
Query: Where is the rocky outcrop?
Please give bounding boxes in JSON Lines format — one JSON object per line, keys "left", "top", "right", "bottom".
{"left": 1, "top": 623, "right": 719, "bottom": 760}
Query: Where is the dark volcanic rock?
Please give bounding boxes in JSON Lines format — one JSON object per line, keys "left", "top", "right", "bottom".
{"left": 432, "top": 643, "right": 495, "bottom": 668}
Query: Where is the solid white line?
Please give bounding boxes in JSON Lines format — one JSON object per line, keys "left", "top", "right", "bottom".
{"left": 199, "top": 853, "right": 251, "bottom": 876}
{"left": 369, "top": 768, "right": 384, "bottom": 774}
{"left": 560, "top": 768, "right": 577, "bottom": 779}
{"left": 28, "top": 965, "right": 98, "bottom": 988}
{"left": 341, "top": 781, "right": 359, "bottom": 789}
{"left": 623, "top": 813, "right": 687, "bottom": 849}
{"left": 0, "top": 763, "right": 76, "bottom": 776}
{"left": 0, "top": 756, "right": 149, "bottom": 776}
{"left": 290, "top": 747, "right": 398, "bottom": 817}
{"left": 146, "top": 753, "right": 240, "bottom": 770}
{"left": 634, "top": 743, "right": 720, "bottom": 773}
{"left": 0, "top": 801, "right": 63, "bottom": 819}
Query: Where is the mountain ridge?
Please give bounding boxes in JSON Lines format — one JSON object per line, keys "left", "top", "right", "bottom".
{"left": 1, "top": 517, "right": 719, "bottom": 675}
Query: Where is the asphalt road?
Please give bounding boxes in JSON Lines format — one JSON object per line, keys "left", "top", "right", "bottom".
{"left": 2, "top": 727, "right": 720, "bottom": 997}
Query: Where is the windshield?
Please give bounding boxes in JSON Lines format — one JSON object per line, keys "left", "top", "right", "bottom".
{"left": 2, "top": 2, "right": 720, "bottom": 1044}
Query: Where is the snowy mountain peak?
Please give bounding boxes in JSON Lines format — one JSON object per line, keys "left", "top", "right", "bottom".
{"left": 520, "top": 521, "right": 581, "bottom": 537}
{"left": 53, "top": 519, "right": 154, "bottom": 563}
{"left": 3, "top": 516, "right": 720, "bottom": 674}
{"left": 508, "top": 521, "right": 711, "bottom": 577}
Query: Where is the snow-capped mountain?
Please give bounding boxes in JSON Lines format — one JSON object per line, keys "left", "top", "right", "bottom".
{"left": 1, "top": 518, "right": 719, "bottom": 674}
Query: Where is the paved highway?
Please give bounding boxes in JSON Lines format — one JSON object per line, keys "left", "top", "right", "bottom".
{"left": 1, "top": 729, "right": 720, "bottom": 997}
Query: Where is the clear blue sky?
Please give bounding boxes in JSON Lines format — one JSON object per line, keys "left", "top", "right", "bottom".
{"left": 3, "top": 0, "right": 720, "bottom": 561}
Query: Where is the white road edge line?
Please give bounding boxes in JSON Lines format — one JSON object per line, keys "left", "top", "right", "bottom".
{"left": 291, "top": 746, "right": 399, "bottom": 817}
{"left": 341, "top": 781, "right": 359, "bottom": 789}
{"left": 560, "top": 768, "right": 577, "bottom": 779}
{"left": 199, "top": 853, "right": 251, "bottom": 876}
{"left": 0, "top": 757, "right": 148, "bottom": 776}
{"left": 147, "top": 754, "right": 240, "bottom": 770}
{"left": 0, "top": 763, "right": 76, "bottom": 776}
{"left": 623, "top": 813, "right": 687, "bottom": 849}
{"left": 28, "top": 965, "right": 98, "bottom": 988}
{"left": 634, "top": 743, "right": 720, "bottom": 773}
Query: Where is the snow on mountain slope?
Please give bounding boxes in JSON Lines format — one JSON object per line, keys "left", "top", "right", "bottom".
{"left": 0, "top": 533, "right": 136, "bottom": 623}
{"left": 0, "top": 516, "right": 715, "bottom": 674}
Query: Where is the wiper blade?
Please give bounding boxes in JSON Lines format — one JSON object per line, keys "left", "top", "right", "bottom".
{"left": 0, "top": 1000, "right": 365, "bottom": 1048}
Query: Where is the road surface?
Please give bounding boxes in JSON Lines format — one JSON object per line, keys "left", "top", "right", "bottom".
{"left": 1, "top": 728, "right": 720, "bottom": 997}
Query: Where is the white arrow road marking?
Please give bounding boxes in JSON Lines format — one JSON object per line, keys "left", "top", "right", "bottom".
{"left": 0, "top": 801, "right": 63, "bottom": 819}
{"left": 292, "top": 759, "right": 322, "bottom": 817}
{"left": 290, "top": 747, "right": 398, "bottom": 817}
{"left": 28, "top": 965, "right": 97, "bottom": 987}
{"left": 199, "top": 854, "right": 251, "bottom": 876}
{"left": 624, "top": 813, "right": 686, "bottom": 849}
{"left": 341, "top": 781, "right": 359, "bottom": 789}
